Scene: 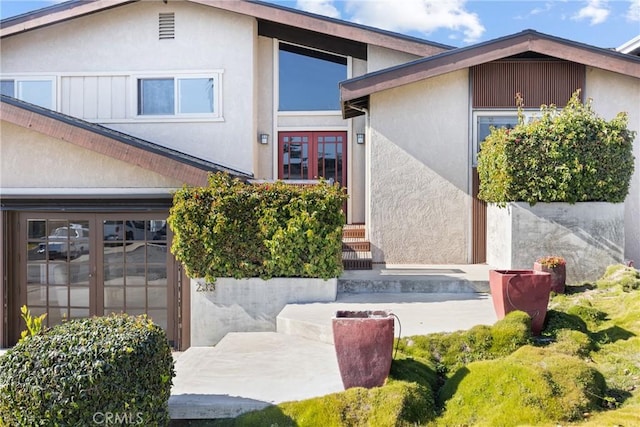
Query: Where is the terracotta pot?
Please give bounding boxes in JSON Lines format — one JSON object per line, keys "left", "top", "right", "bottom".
{"left": 533, "top": 262, "right": 566, "bottom": 293}
{"left": 489, "top": 270, "right": 552, "bottom": 335}
{"left": 332, "top": 310, "right": 394, "bottom": 389}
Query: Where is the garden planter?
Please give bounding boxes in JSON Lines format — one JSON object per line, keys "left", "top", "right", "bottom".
{"left": 332, "top": 310, "right": 394, "bottom": 389}
{"left": 533, "top": 262, "right": 566, "bottom": 294}
{"left": 489, "top": 270, "right": 551, "bottom": 335}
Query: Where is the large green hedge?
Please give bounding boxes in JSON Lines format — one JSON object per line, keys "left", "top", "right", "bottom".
{"left": 478, "top": 92, "right": 635, "bottom": 205}
{"left": 168, "top": 173, "right": 346, "bottom": 282}
{"left": 0, "top": 314, "right": 175, "bottom": 426}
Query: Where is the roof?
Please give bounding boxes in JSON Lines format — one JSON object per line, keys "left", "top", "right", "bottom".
{"left": 618, "top": 34, "right": 640, "bottom": 56}
{"left": 0, "top": 95, "right": 252, "bottom": 186}
{"left": 0, "top": 0, "right": 453, "bottom": 57}
{"left": 340, "top": 29, "right": 640, "bottom": 118}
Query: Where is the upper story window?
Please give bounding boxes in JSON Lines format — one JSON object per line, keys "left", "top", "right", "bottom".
{"left": 137, "top": 74, "right": 219, "bottom": 117}
{"left": 278, "top": 43, "right": 347, "bottom": 112}
{"left": 0, "top": 78, "right": 54, "bottom": 109}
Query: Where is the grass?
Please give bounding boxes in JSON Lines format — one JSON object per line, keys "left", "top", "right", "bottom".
{"left": 171, "top": 264, "right": 640, "bottom": 426}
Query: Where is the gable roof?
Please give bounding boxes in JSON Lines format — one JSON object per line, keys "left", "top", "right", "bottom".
{"left": 0, "top": 0, "right": 453, "bottom": 57}
{"left": 0, "top": 95, "right": 251, "bottom": 186}
{"left": 341, "top": 29, "right": 640, "bottom": 118}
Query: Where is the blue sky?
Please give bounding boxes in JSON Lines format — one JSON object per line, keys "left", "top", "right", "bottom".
{"left": 1, "top": 0, "right": 638, "bottom": 49}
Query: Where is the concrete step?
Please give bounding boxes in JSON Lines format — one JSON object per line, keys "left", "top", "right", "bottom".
{"left": 338, "top": 264, "right": 490, "bottom": 293}
{"left": 277, "top": 292, "right": 497, "bottom": 345}
{"left": 342, "top": 250, "right": 373, "bottom": 270}
{"left": 169, "top": 332, "right": 343, "bottom": 420}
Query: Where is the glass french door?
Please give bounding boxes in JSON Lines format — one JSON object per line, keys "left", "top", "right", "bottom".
{"left": 278, "top": 131, "right": 347, "bottom": 186}
{"left": 20, "top": 213, "right": 174, "bottom": 343}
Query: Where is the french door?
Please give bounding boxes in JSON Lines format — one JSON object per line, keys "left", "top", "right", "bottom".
{"left": 17, "top": 212, "right": 176, "bottom": 345}
{"left": 278, "top": 131, "right": 347, "bottom": 186}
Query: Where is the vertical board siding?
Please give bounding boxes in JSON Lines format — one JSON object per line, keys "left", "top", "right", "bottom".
{"left": 471, "top": 168, "right": 486, "bottom": 264}
{"left": 472, "top": 61, "right": 585, "bottom": 108}
{"left": 61, "top": 75, "right": 128, "bottom": 120}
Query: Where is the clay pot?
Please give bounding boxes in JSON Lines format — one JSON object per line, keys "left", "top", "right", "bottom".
{"left": 489, "top": 270, "right": 552, "bottom": 335}
{"left": 332, "top": 310, "right": 394, "bottom": 389}
{"left": 533, "top": 262, "right": 566, "bottom": 294}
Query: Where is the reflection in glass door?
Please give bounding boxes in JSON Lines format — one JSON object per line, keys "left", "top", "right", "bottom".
{"left": 279, "top": 131, "right": 346, "bottom": 185}
{"left": 26, "top": 218, "right": 92, "bottom": 326}
{"left": 20, "top": 214, "right": 172, "bottom": 342}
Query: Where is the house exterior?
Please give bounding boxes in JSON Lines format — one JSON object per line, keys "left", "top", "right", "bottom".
{"left": 0, "top": 0, "right": 450, "bottom": 348}
{"left": 1, "top": 0, "right": 638, "bottom": 350}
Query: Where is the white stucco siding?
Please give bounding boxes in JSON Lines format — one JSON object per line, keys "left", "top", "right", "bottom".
{"left": 368, "top": 69, "right": 471, "bottom": 264}
{"left": 0, "top": 1, "right": 256, "bottom": 174}
{"left": 367, "top": 45, "right": 421, "bottom": 72}
{"left": 0, "top": 122, "right": 182, "bottom": 189}
{"left": 585, "top": 67, "right": 640, "bottom": 264}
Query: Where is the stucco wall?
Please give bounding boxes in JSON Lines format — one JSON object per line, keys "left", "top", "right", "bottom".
{"left": 368, "top": 69, "right": 471, "bottom": 263}
{"left": 367, "top": 45, "right": 421, "bottom": 72}
{"left": 0, "top": 1, "right": 256, "bottom": 174}
{"left": 0, "top": 122, "right": 182, "bottom": 189}
{"left": 584, "top": 67, "right": 640, "bottom": 265}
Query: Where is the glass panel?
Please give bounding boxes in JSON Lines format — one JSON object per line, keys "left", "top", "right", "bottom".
{"left": 147, "top": 287, "right": 167, "bottom": 308}
{"left": 126, "top": 220, "right": 147, "bottom": 241}
{"left": 27, "top": 263, "right": 46, "bottom": 284}
{"left": 69, "top": 262, "right": 91, "bottom": 285}
{"left": 127, "top": 287, "right": 146, "bottom": 309}
{"left": 28, "top": 219, "right": 47, "bottom": 240}
{"left": 47, "top": 307, "right": 69, "bottom": 325}
{"left": 179, "top": 78, "right": 214, "bottom": 113}
{"left": 27, "top": 285, "right": 47, "bottom": 306}
{"left": 477, "top": 116, "right": 519, "bottom": 147}
{"left": 282, "top": 137, "right": 309, "bottom": 180}
{"left": 279, "top": 44, "right": 347, "bottom": 111}
{"left": 104, "top": 264, "right": 124, "bottom": 285}
{"left": 149, "top": 220, "right": 167, "bottom": 242}
{"left": 147, "top": 265, "right": 167, "bottom": 286}
{"left": 69, "top": 286, "right": 90, "bottom": 308}
{"left": 147, "top": 244, "right": 167, "bottom": 263}
{"left": 138, "top": 78, "right": 174, "bottom": 115}
{"left": 48, "top": 286, "right": 67, "bottom": 307}
{"left": 147, "top": 309, "right": 168, "bottom": 330}
{"left": 125, "top": 244, "right": 146, "bottom": 264}
{"left": 69, "top": 309, "right": 90, "bottom": 319}
{"left": 104, "top": 287, "right": 125, "bottom": 309}
{"left": 104, "top": 220, "right": 124, "bottom": 242}
{"left": 17, "top": 80, "right": 52, "bottom": 108}
{"left": 104, "top": 242, "right": 124, "bottom": 264}
{"left": 0, "top": 80, "right": 15, "bottom": 96}
{"left": 126, "top": 266, "right": 146, "bottom": 285}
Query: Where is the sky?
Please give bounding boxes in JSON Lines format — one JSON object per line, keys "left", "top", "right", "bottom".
{"left": 0, "top": 0, "right": 638, "bottom": 49}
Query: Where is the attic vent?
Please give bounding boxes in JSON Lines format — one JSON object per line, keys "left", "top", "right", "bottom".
{"left": 159, "top": 13, "right": 175, "bottom": 40}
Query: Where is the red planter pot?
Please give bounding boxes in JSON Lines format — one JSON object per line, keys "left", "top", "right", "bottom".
{"left": 332, "top": 310, "right": 394, "bottom": 389}
{"left": 489, "top": 270, "right": 552, "bottom": 335}
{"left": 533, "top": 262, "right": 566, "bottom": 294}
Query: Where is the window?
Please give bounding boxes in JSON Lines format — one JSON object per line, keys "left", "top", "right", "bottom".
{"left": 137, "top": 75, "right": 218, "bottom": 117}
{"left": 278, "top": 43, "right": 347, "bottom": 112}
{"left": 473, "top": 112, "right": 539, "bottom": 165}
{"left": 0, "top": 78, "right": 54, "bottom": 109}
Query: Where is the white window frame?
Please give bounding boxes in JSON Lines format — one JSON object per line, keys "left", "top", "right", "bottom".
{"left": 0, "top": 75, "right": 56, "bottom": 110}
{"left": 132, "top": 71, "right": 223, "bottom": 121}
{"left": 472, "top": 109, "right": 541, "bottom": 166}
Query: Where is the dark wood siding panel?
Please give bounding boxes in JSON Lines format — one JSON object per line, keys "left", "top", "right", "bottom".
{"left": 472, "top": 61, "right": 585, "bottom": 108}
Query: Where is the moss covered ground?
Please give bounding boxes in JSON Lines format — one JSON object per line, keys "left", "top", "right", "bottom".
{"left": 173, "top": 264, "right": 640, "bottom": 426}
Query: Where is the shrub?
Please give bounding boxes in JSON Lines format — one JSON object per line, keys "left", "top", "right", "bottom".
{"left": 478, "top": 91, "right": 635, "bottom": 205}
{"left": 169, "top": 173, "right": 346, "bottom": 282}
{"left": 0, "top": 314, "right": 175, "bottom": 426}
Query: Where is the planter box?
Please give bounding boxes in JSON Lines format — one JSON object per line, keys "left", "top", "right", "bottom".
{"left": 332, "top": 310, "right": 394, "bottom": 389}
{"left": 489, "top": 269, "right": 551, "bottom": 335}
{"left": 487, "top": 202, "right": 624, "bottom": 283}
{"left": 191, "top": 277, "right": 337, "bottom": 346}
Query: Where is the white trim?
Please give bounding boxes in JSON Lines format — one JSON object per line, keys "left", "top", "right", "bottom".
{"left": 0, "top": 75, "right": 57, "bottom": 110}
{"left": 272, "top": 38, "right": 280, "bottom": 180}
{"left": 277, "top": 110, "right": 343, "bottom": 117}
{"left": 617, "top": 35, "right": 640, "bottom": 54}
{"left": 278, "top": 40, "right": 349, "bottom": 60}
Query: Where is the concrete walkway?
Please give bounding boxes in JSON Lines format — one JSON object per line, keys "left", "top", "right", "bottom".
{"left": 169, "top": 290, "right": 498, "bottom": 419}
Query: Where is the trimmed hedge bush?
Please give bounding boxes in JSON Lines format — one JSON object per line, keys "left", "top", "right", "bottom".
{"left": 0, "top": 314, "right": 175, "bottom": 426}
{"left": 168, "top": 172, "right": 346, "bottom": 282}
{"left": 478, "top": 91, "right": 635, "bottom": 205}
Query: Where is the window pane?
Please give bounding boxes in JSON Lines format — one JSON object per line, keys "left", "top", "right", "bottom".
{"left": 1, "top": 80, "right": 14, "bottom": 96}
{"left": 18, "top": 80, "right": 52, "bottom": 108}
{"left": 477, "top": 116, "right": 518, "bottom": 144}
{"left": 138, "top": 78, "right": 174, "bottom": 115}
{"left": 279, "top": 45, "right": 347, "bottom": 111}
{"left": 179, "top": 78, "right": 214, "bottom": 113}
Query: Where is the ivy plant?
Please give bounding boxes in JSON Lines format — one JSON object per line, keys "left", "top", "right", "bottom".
{"left": 168, "top": 173, "right": 346, "bottom": 282}
{"left": 478, "top": 91, "right": 635, "bottom": 206}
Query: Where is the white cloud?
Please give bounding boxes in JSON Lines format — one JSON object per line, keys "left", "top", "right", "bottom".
{"left": 572, "top": 0, "right": 610, "bottom": 25}
{"left": 342, "top": 0, "right": 484, "bottom": 43}
{"left": 627, "top": 0, "right": 640, "bottom": 21}
{"left": 295, "top": 0, "right": 342, "bottom": 19}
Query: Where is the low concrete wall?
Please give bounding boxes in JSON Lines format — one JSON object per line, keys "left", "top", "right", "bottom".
{"left": 487, "top": 202, "right": 624, "bottom": 283}
{"left": 190, "top": 277, "right": 337, "bottom": 346}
